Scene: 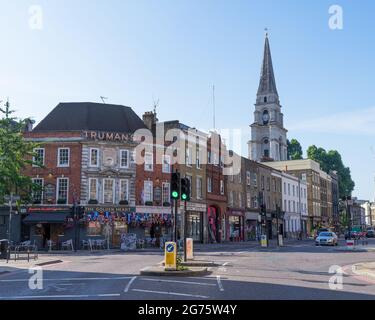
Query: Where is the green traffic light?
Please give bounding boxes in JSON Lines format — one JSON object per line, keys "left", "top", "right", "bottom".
{"left": 172, "top": 191, "right": 179, "bottom": 199}
{"left": 181, "top": 194, "right": 187, "bottom": 200}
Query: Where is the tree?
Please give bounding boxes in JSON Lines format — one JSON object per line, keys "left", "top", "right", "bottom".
{"left": 0, "top": 100, "right": 41, "bottom": 204}
{"left": 287, "top": 139, "right": 303, "bottom": 160}
{"left": 307, "top": 145, "right": 355, "bottom": 198}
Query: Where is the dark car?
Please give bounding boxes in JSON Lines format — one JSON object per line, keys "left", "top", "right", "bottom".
{"left": 345, "top": 231, "right": 360, "bottom": 240}
{"left": 366, "top": 230, "right": 375, "bottom": 238}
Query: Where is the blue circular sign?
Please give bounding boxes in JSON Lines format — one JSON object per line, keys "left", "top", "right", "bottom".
{"left": 166, "top": 243, "right": 175, "bottom": 252}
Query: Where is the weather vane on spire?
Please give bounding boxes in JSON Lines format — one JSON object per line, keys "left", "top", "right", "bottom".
{"left": 264, "top": 27, "right": 270, "bottom": 38}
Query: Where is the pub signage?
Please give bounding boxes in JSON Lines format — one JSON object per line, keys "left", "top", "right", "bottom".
{"left": 85, "top": 206, "right": 135, "bottom": 213}
{"left": 83, "top": 131, "right": 133, "bottom": 142}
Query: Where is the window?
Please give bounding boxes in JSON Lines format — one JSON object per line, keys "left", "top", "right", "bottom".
{"left": 162, "top": 155, "right": 171, "bottom": 173}
{"left": 120, "top": 150, "right": 129, "bottom": 168}
{"left": 252, "top": 196, "right": 258, "bottom": 208}
{"left": 162, "top": 182, "right": 170, "bottom": 204}
{"left": 229, "top": 191, "right": 234, "bottom": 206}
{"left": 207, "top": 151, "right": 212, "bottom": 164}
{"left": 32, "top": 178, "right": 44, "bottom": 203}
{"left": 103, "top": 179, "right": 114, "bottom": 204}
{"left": 246, "top": 171, "right": 251, "bottom": 186}
{"left": 293, "top": 185, "right": 295, "bottom": 197}
{"left": 186, "top": 147, "right": 192, "bottom": 167}
{"left": 288, "top": 184, "right": 291, "bottom": 195}
{"left": 58, "top": 148, "right": 70, "bottom": 167}
{"left": 196, "top": 138, "right": 201, "bottom": 169}
{"left": 186, "top": 175, "right": 192, "bottom": 198}
{"left": 252, "top": 172, "right": 258, "bottom": 187}
{"left": 238, "top": 173, "right": 242, "bottom": 183}
{"left": 246, "top": 193, "right": 251, "bottom": 208}
{"left": 120, "top": 179, "right": 129, "bottom": 202}
{"left": 302, "top": 173, "right": 307, "bottom": 181}
{"left": 144, "top": 152, "right": 153, "bottom": 171}
{"left": 89, "top": 178, "right": 98, "bottom": 201}
{"left": 207, "top": 177, "right": 212, "bottom": 193}
{"left": 266, "top": 177, "right": 270, "bottom": 191}
{"left": 56, "top": 178, "right": 69, "bottom": 204}
{"left": 33, "top": 148, "right": 45, "bottom": 167}
{"left": 220, "top": 180, "right": 224, "bottom": 195}
{"left": 144, "top": 181, "right": 153, "bottom": 202}
{"left": 196, "top": 177, "right": 203, "bottom": 199}
{"left": 261, "top": 176, "right": 265, "bottom": 190}
{"left": 90, "top": 148, "right": 99, "bottom": 167}
{"left": 284, "top": 199, "right": 287, "bottom": 211}
{"left": 238, "top": 193, "right": 242, "bottom": 208}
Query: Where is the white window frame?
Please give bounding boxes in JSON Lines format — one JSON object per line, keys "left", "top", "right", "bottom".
{"left": 196, "top": 176, "right": 202, "bottom": 199}
{"left": 162, "top": 182, "right": 170, "bottom": 204}
{"left": 32, "top": 178, "right": 44, "bottom": 202}
{"left": 32, "top": 148, "right": 45, "bottom": 167}
{"left": 246, "top": 171, "right": 251, "bottom": 186}
{"left": 144, "top": 152, "right": 154, "bottom": 172}
{"left": 186, "top": 147, "right": 193, "bottom": 167}
{"left": 88, "top": 178, "right": 98, "bottom": 201}
{"left": 144, "top": 180, "right": 153, "bottom": 202}
{"left": 207, "top": 177, "right": 212, "bottom": 193}
{"left": 119, "top": 149, "right": 130, "bottom": 169}
{"left": 56, "top": 177, "right": 69, "bottom": 204}
{"left": 119, "top": 179, "right": 129, "bottom": 202}
{"left": 162, "top": 155, "right": 171, "bottom": 173}
{"left": 57, "top": 148, "right": 70, "bottom": 167}
{"left": 103, "top": 178, "right": 115, "bottom": 204}
{"left": 220, "top": 180, "right": 224, "bottom": 195}
{"left": 89, "top": 148, "right": 100, "bottom": 167}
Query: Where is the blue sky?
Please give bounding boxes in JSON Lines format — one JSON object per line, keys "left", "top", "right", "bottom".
{"left": 1, "top": 0, "right": 375, "bottom": 200}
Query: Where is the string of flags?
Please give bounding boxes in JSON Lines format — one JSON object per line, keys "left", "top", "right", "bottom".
{"left": 84, "top": 211, "right": 172, "bottom": 226}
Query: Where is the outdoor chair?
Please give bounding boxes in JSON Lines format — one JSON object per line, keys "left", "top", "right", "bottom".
{"left": 81, "top": 240, "right": 90, "bottom": 250}
{"left": 61, "top": 239, "right": 74, "bottom": 251}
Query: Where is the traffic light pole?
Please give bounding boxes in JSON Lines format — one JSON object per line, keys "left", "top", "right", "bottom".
{"left": 183, "top": 199, "right": 187, "bottom": 262}
{"left": 174, "top": 198, "right": 178, "bottom": 243}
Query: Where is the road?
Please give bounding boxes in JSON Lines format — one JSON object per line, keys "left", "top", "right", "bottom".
{"left": 0, "top": 239, "right": 375, "bottom": 300}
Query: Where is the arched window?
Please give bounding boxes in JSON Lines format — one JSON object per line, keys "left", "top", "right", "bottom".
{"left": 264, "top": 96, "right": 267, "bottom": 103}
{"left": 262, "top": 110, "right": 269, "bottom": 125}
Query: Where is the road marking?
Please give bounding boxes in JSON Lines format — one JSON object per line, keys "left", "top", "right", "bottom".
{"left": 0, "top": 293, "right": 121, "bottom": 300}
{"left": 139, "top": 278, "right": 216, "bottom": 286}
{"left": 222, "top": 262, "right": 230, "bottom": 266}
{"left": 216, "top": 275, "right": 224, "bottom": 292}
{"left": 0, "top": 276, "right": 133, "bottom": 283}
{"left": 131, "top": 289, "right": 209, "bottom": 299}
{"left": 124, "top": 276, "right": 137, "bottom": 292}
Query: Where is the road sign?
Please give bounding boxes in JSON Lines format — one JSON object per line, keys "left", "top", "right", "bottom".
{"left": 164, "top": 242, "right": 177, "bottom": 270}
{"left": 261, "top": 235, "right": 268, "bottom": 247}
{"left": 186, "top": 238, "right": 194, "bottom": 260}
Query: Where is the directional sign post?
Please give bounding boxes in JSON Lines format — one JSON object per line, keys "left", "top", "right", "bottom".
{"left": 164, "top": 242, "right": 177, "bottom": 271}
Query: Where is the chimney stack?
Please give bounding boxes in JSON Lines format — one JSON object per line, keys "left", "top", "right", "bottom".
{"left": 142, "top": 111, "right": 158, "bottom": 130}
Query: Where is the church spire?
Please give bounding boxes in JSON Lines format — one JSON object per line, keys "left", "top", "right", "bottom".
{"left": 257, "top": 32, "right": 279, "bottom": 102}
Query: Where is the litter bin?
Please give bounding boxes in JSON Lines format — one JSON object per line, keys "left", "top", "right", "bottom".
{"left": 0, "top": 239, "right": 9, "bottom": 259}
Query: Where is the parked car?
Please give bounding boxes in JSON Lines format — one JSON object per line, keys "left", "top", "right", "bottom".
{"left": 345, "top": 231, "right": 360, "bottom": 240}
{"left": 316, "top": 232, "right": 338, "bottom": 246}
{"left": 366, "top": 230, "right": 375, "bottom": 238}
{"left": 314, "top": 228, "right": 330, "bottom": 239}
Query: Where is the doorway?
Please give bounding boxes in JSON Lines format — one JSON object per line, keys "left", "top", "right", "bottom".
{"left": 42, "top": 224, "right": 51, "bottom": 248}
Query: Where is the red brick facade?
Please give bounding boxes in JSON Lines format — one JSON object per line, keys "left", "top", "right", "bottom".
{"left": 23, "top": 131, "right": 82, "bottom": 205}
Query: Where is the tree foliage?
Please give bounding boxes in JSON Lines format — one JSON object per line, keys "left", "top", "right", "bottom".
{"left": 307, "top": 145, "right": 355, "bottom": 198}
{"left": 287, "top": 138, "right": 303, "bottom": 160}
{"left": 0, "top": 101, "right": 41, "bottom": 203}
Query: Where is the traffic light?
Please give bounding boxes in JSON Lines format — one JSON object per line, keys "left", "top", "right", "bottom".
{"left": 171, "top": 172, "right": 180, "bottom": 200}
{"left": 180, "top": 177, "right": 190, "bottom": 201}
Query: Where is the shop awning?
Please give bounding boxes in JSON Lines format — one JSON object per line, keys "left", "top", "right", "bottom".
{"left": 23, "top": 212, "right": 70, "bottom": 224}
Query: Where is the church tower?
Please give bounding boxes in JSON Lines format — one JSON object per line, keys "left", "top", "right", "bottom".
{"left": 248, "top": 33, "right": 288, "bottom": 162}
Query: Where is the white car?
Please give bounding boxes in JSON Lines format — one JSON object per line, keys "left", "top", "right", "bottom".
{"left": 315, "top": 232, "right": 338, "bottom": 246}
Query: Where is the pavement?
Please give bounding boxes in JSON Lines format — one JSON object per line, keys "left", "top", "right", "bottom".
{"left": 0, "top": 238, "right": 374, "bottom": 300}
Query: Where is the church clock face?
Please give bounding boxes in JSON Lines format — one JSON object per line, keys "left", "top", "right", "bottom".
{"left": 262, "top": 110, "right": 269, "bottom": 124}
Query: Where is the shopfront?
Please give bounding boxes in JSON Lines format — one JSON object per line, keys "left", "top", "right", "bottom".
{"left": 245, "top": 211, "right": 259, "bottom": 241}
{"left": 226, "top": 210, "right": 245, "bottom": 241}
{"left": 83, "top": 206, "right": 173, "bottom": 248}
{"left": 23, "top": 206, "right": 73, "bottom": 249}
{"left": 182, "top": 202, "right": 206, "bottom": 243}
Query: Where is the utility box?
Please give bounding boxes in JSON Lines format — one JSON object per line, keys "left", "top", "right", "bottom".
{"left": 0, "top": 239, "right": 9, "bottom": 259}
